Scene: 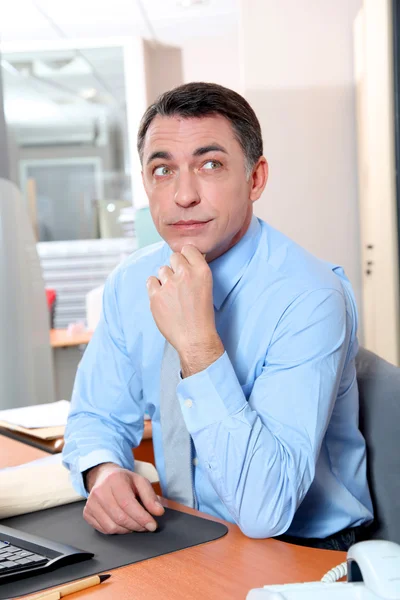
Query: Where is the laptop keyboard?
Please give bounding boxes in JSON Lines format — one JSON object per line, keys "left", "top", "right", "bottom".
{"left": 0, "top": 540, "right": 48, "bottom": 575}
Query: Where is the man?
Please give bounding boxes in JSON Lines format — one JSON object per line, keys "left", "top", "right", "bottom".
{"left": 63, "top": 82, "right": 373, "bottom": 549}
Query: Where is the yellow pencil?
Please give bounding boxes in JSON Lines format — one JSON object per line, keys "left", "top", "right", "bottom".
{"left": 26, "top": 573, "right": 111, "bottom": 600}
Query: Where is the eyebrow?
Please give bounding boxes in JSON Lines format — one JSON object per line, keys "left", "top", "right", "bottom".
{"left": 192, "top": 144, "right": 228, "bottom": 157}
{"left": 147, "top": 150, "right": 173, "bottom": 165}
{"left": 147, "top": 144, "right": 228, "bottom": 165}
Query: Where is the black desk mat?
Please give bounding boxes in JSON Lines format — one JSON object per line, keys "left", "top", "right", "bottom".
{"left": 0, "top": 501, "right": 228, "bottom": 598}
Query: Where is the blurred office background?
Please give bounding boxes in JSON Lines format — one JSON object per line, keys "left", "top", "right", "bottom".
{"left": 0, "top": 0, "right": 399, "bottom": 406}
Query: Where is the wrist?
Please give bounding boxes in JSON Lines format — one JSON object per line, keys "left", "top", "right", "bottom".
{"left": 179, "top": 335, "right": 224, "bottom": 378}
{"left": 178, "top": 329, "right": 221, "bottom": 358}
{"left": 84, "top": 461, "right": 120, "bottom": 493}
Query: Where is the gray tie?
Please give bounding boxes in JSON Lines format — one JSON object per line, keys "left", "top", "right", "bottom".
{"left": 160, "top": 341, "right": 195, "bottom": 508}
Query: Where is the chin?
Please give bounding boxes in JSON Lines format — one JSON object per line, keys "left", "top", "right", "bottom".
{"left": 167, "top": 237, "right": 210, "bottom": 255}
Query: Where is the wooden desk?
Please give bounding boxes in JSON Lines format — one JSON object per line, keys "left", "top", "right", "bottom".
{"left": 1, "top": 437, "right": 345, "bottom": 600}
{"left": 50, "top": 329, "right": 93, "bottom": 349}
{"left": 0, "top": 435, "right": 47, "bottom": 468}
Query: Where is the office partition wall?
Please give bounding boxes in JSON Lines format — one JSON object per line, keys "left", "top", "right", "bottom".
{"left": 0, "top": 179, "right": 55, "bottom": 409}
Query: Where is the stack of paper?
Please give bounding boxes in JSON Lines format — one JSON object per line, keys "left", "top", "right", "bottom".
{"left": 0, "top": 400, "right": 70, "bottom": 450}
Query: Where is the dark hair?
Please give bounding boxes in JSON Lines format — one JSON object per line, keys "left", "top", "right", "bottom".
{"left": 137, "top": 82, "right": 263, "bottom": 175}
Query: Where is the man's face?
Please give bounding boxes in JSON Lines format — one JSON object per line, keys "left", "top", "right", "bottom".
{"left": 141, "top": 114, "right": 266, "bottom": 261}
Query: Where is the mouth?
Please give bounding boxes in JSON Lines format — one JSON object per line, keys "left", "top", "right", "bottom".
{"left": 170, "top": 219, "right": 212, "bottom": 230}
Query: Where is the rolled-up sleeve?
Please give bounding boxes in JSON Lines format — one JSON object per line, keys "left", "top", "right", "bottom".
{"left": 62, "top": 268, "right": 144, "bottom": 497}
{"left": 177, "top": 288, "right": 350, "bottom": 538}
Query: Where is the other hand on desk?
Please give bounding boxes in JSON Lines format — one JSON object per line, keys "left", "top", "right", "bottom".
{"left": 84, "top": 463, "right": 165, "bottom": 534}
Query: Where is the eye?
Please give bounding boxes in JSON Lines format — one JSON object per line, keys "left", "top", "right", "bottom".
{"left": 202, "top": 160, "right": 222, "bottom": 170}
{"left": 154, "top": 165, "right": 172, "bottom": 177}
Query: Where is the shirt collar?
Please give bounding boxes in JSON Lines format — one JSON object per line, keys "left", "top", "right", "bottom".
{"left": 210, "top": 215, "right": 261, "bottom": 310}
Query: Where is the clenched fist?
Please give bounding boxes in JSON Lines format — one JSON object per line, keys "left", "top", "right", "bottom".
{"left": 146, "top": 245, "right": 224, "bottom": 377}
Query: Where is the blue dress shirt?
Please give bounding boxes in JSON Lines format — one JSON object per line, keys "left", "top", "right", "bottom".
{"left": 63, "top": 216, "right": 373, "bottom": 539}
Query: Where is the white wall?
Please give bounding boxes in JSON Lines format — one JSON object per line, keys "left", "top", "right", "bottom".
{"left": 182, "top": 27, "right": 241, "bottom": 92}
{"left": 240, "top": 0, "right": 363, "bottom": 311}
{"left": 144, "top": 41, "right": 183, "bottom": 103}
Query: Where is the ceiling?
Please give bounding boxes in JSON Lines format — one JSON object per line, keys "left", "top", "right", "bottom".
{"left": 0, "top": 0, "right": 238, "bottom": 128}
{"left": 2, "top": 46, "right": 126, "bottom": 125}
{"left": 0, "top": 0, "right": 238, "bottom": 44}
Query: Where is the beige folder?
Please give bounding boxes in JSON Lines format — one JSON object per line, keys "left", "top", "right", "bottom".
{"left": 0, "top": 422, "right": 64, "bottom": 440}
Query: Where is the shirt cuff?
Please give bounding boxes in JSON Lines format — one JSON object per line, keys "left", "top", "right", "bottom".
{"left": 176, "top": 351, "right": 247, "bottom": 433}
{"left": 65, "top": 449, "right": 133, "bottom": 498}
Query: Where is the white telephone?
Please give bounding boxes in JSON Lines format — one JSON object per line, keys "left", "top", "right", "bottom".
{"left": 246, "top": 540, "right": 400, "bottom": 599}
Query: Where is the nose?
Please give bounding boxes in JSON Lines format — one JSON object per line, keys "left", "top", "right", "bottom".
{"left": 174, "top": 170, "right": 200, "bottom": 208}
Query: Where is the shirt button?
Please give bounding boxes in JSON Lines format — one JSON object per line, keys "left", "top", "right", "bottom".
{"left": 192, "top": 457, "right": 199, "bottom": 467}
{"left": 184, "top": 399, "right": 193, "bottom": 408}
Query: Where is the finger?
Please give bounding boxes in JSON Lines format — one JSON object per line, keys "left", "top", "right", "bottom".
{"left": 83, "top": 503, "right": 106, "bottom": 533}
{"left": 170, "top": 252, "right": 189, "bottom": 274}
{"left": 133, "top": 475, "right": 165, "bottom": 518}
{"left": 146, "top": 276, "right": 161, "bottom": 297}
{"left": 91, "top": 497, "right": 146, "bottom": 533}
{"left": 181, "top": 244, "right": 207, "bottom": 267}
{"left": 106, "top": 474, "right": 158, "bottom": 532}
{"left": 84, "top": 500, "right": 134, "bottom": 534}
{"left": 116, "top": 494, "right": 159, "bottom": 532}
{"left": 158, "top": 265, "right": 174, "bottom": 285}
{"left": 83, "top": 508, "right": 109, "bottom": 535}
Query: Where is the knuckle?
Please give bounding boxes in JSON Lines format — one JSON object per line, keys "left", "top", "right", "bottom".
{"left": 177, "top": 263, "right": 188, "bottom": 276}
{"left": 133, "top": 472, "right": 147, "bottom": 485}
{"left": 83, "top": 506, "right": 91, "bottom": 521}
{"left": 107, "top": 471, "right": 125, "bottom": 488}
{"left": 119, "top": 497, "right": 132, "bottom": 512}
{"left": 172, "top": 253, "right": 183, "bottom": 266}
{"left": 200, "top": 262, "right": 211, "bottom": 274}
{"left": 114, "top": 510, "right": 129, "bottom": 527}
{"left": 90, "top": 488, "right": 101, "bottom": 502}
{"left": 133, "top": 474, "right": 151, "bottom": 494}
{"left": 163, "top": 279, "right": 174, "bottom": 291}
{"left": 109, "top": 473, "right": 122, "bottom": 487}
{"left": 180, "top": 267, "right": 190, "bottom": 280}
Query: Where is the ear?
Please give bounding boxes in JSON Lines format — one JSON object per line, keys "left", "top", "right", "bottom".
{"left": 249, "top": 157, "right": 268, "bottom": 203}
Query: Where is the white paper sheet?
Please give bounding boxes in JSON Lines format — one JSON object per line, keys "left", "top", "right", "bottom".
{"left": 0, "top": 399, "right": 70, "bottom": 428}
